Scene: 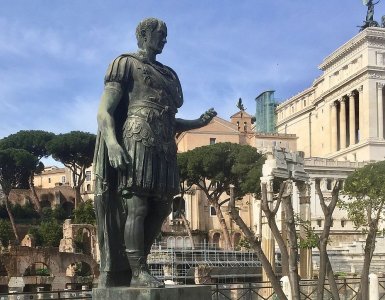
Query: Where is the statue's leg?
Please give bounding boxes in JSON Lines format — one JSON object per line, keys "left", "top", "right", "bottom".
{"left": 124, "top": 194, "right": 148, "bottom": 256}
{"left": 124, "top": 194, "right": 164, "bottom": 287}
{"left": 143, "top": 196, "right": 172, "bottom": 257}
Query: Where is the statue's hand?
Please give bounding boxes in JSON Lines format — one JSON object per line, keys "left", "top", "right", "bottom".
{"left": 200, "top": 108, "right": 217, "bottom": 125}
{"left": 107, "top": 143, "right": 129, "bottom": 169}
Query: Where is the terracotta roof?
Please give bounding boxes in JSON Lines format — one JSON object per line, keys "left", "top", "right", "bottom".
{"left": 230, "top": 110, "right": 253, "bottom": 119}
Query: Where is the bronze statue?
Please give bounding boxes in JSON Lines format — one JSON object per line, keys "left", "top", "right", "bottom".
{"left": 360, "top": 0, "right": 380, "bottom": 30}
{"left": 93, "top": 17, "right": 216, "bottom": 288}
{"left": 236, "top": 98, "right": 245, "bottom": 112}
{"left": 366, "top": 0, "right": 379, "bottom": 22}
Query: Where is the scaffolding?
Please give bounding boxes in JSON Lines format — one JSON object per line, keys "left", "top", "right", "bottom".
{"left": 148, "top": 241, "right": 279, "bottom": 284}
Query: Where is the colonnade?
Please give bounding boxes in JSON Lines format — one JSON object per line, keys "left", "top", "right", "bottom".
{"left": 330, "top": 87, "right": 363, "bottom": 152}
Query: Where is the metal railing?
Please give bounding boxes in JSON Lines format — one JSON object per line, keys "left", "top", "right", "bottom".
{"left": 0, "top": 277, "right": 384, "bottom": 299}
{"left": 210, "top": 283, "right": 277, "bottom": 300}
{"left": 0, "top": 289, "right": 92, "bottom": 300}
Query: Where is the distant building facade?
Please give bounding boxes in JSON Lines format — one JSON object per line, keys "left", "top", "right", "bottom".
{"left": 255, "top": 90, "right": 277, "bottom": 133}
{"left": 35, "top": 166, "right": 94, "bottom": 202}
{"left": 276, "top": 27, "right": 385, "bottom": 161}
{"left": 174, "top": 113, "right": 298, "bottom": 248}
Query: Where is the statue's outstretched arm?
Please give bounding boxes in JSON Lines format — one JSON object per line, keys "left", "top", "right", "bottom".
{"left": 175, "top": 108, "right": 217, "bottom": 133}
{"left": 97, "top": 82, "right": 129, "bottom": 169}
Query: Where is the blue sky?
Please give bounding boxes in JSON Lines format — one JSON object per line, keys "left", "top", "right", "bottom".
{"left": 1, "top": 1, "right": 384, "bottom": 140}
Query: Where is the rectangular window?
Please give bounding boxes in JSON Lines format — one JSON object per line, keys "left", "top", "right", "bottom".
{"left": 210, "top": 206, "right": 217, "bottom": 216}
{"left": 317, "top": 219, "right": 322, "bottom": 227}
{"left": 48, "top": 178, "right": 51, "bottom": 183}
{"left": 86, "top": 171, "right": 92, "bottom": 181}
{"left": 210, "top": 138, "right": 216, "bottom": 145}
{"left": 61, "top": 176, "right": 66, "bottom": 183}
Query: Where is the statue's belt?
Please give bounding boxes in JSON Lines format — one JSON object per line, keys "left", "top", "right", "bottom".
{"left": 127, "top": 100, "right": 177, "bottom": 115}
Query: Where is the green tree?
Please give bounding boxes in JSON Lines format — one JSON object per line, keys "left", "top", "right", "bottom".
{"left": 39, "top": 206, "right": 67, "bottom": 222}
{"left": 12, "top": 202, "right": 40, "bottom": 220}
{"left": 0, "top": 220, "right": 13, "bottom": 246}
{"left": 177, "top": 142, "right": 264, "bottom": 249}
{"left": 38, "top": 220, "right": 63, "bottom": 247}
{"left": 28, "top": 227, "right": 43, "bottom": 246}
{"left": 0, "top": 130, "right": 55, "bottom": 214}
{"left": 0, "top": 148, "right": 38, "bottom": 243}
{"left": 340, "top": 161, "right": 385, "bottom": 300}
{"left": 73, "top": 200, "right": 96, "bottom": 225}
{"left": 47, "top": 131, "right": 96, "bottom": 208}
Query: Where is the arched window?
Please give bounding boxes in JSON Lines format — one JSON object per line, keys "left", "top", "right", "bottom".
{"left": 65, "top": 261, "right": 92, "bottom": 277}
{"left": 62, "top": 201, "right": 74, "bottom": 218}
{"left": 40, "top": 194, "right": 51, "bottom": 209}
{"left": 75, "top": 228, "right": 92, "bottom": 255}
{"left": 24, "top": 262, "right": 51, "bottom": 276}
{"left": 172, "top": 197, "right": 185, "bottom": 219}
{"left": 212, "top": 232, "right": 221, "bottom": 248}
{"left": 232, "top": 232, "right": 242, "bottom": 248}
{"left": 326, "top": 179, "right": 332, "bottom": 190}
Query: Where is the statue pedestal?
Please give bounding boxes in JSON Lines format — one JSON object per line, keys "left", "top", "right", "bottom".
{"left": 93, "top": 285, "right": 212, "bottom": 300}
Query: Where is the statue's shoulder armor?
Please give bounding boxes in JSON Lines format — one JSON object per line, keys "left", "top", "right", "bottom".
{"left": 104, "top": 53, "right": 141, "bottom": 84}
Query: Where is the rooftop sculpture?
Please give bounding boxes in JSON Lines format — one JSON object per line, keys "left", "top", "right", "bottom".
{"left": 360, "top": 0, "right": 384, "bottom": 30}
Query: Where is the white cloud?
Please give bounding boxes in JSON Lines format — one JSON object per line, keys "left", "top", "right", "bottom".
{"left": 0, "top": 0, "right": 381, "bottom": 139}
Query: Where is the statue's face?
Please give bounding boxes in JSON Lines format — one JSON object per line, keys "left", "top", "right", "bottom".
{"left": 144, "top": 23, "right": 167, "bottom": 55}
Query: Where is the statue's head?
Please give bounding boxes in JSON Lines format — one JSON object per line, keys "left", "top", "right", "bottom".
{"left": 136, "top": 18, "right": 167, "bottom": 54}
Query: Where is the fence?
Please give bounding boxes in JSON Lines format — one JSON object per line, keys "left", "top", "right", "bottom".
{"left": 210, "top": 283, "right": 277, "bottom": 300}
{"left": 0, "top": 276, "right": 385, "bottom": 299}
{"left": 280, "top": 274, "right": 385, "bottom": 300}
{"left": 0, "top": 289, "right": 91, "bottom": 300}
{"left": 209, "top": 275, "right": 385, "bottom": 300}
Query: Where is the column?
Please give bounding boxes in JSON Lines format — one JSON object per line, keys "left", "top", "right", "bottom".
{"left": 297, "top": 182, "right": 312, "bottom": 279}
{"left": 185, "top": 191, "right": 193, "bottom": 229}
{"left": 340, "top": 98, "right": 347, "bottom": 149}
{"left": 377, "top": 83, "right": 384, "bottom": 139}
{"left": 349, "top": 92, "right": 356, "bottom": 145}
{"left": 369, "top": 273, "right": 379, "bottom": 300}
{"left": 358, "top": 86, "right": 364, "bottom": 142}
{"left": 261, "top": 176, "right": 275, "bottom": 282}
{"left": 252, "top": 196, "right": 262, "bottom": 239}
{"left": 330, "top": 102, "right": 338, "bottom": 152}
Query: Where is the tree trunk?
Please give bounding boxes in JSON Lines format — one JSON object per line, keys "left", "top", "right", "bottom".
{"left": 317, "top": 217, "right": 331, "bottom": 300}
{"left": 28, "top": 172, "right": 42, "bottom": 214}
{"left": 326, "top": 255, "right": 340, "bottom": 300}
{"left": 212, "top": 200, "right": 232, "bottom": 249}
{"left": 280, "top": 208, "right": 289, "bottom": 276}
{"left": 251, "top": 241, "right": 288, "bottom": 300}
{"left": 74, "top": 185, "right": 81, "bottom": 209}
{"left": 70, "top": 164, "right": 83, "bottom": 209}
{"left": 181, "top": 213, "right": 195, "bottom": 249}
{"left": 267, "top": 212, "right": 290, "bottom": 275}
{"left": 5, "top": 195, "right": 19, "bottom": 244}
{"left": 357, "top": 221, "right": 378, "bottom": 300}
{"left": 261, "top": 183, "right": 289, "bottom": 276}
{"left": 228, "top": 190, "right": 287, "bottom": 300}
{"left": 315, "top": 179, "right": 341, "bottom": 300}
{"left": 282, "top": 195, "right": 301, "bottom": 299}
{"left": 317, "top": 226, "right": 340, "bottom": 300}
